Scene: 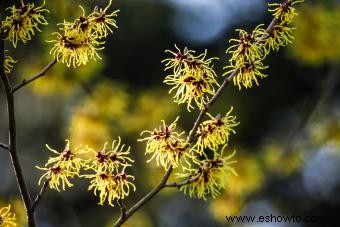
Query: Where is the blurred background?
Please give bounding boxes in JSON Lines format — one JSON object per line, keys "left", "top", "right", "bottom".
{"left": 1, "top": 0, "right": 340, "bottom": 226}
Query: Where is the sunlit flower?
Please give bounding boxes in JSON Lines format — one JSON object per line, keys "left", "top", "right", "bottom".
{"left": 178, "top": 149, "right": 237, "bottom": 200}
{"left": 85, "top": 137, "right": 134, "bottom": 172}
{"left": 88, "top": 0, "right": 119, "bottom": 38}
{"left": 164, "top": 68, "right": 219, "bottom": 111}
{"left": 36, "top": 165, "right": 76, "bottom": 191}
{"left": 268, "top": 0, "right": 304, "bottom": 24}
{"left": 0, "top": 205, "right": 16, "bottom": 227}
{"left": 85, "top": 171, "right": 116, "bottom": 206}
{"left": 4, "top": 54, "right": 17, "bottom": 74}
{"left": 226, "top": 24, "right": 266, "bottom": 65}
{"left": 44, "top": 139, "right": 86, "bottom": 174}
{"left": 62, "top": 6, "right": 91, "bottom": 33}
{"left": 113, "top": 171, "right": 136, "bottom": 200}
{"left": 193, "top": 107, "right": 239, "bottom": 154}
{"left": 47, "top": 1, "right": 120, "bottom": 67}
{"left": 264, "top": 24, "right": 295, "bottom": 53}
{"left": 152, "top": 139, "right": 188, "bottom": 169}
{"left": 162, "top": 45, "right": 218, "bottom": 78}
{"left": 1, "top": 0, "right": 49, "bottom": 48}
{"left": 138, "top": 117, "right": 188, "bottom": 169}
{"left": 48, "top": 27, "right": 103, "bottom": 67}
{"left": 224, "top": 58, "right": 268, "bottom": 90}
{"left": 84, "top": 168, "right": 135, "bottom": 206}
{"left": 163, "top": 46, "right": 219, "bottom": 111}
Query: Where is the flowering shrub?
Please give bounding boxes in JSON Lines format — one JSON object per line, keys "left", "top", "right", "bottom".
{"left": 0, "top": 0, "right": 304, "bottom": 226}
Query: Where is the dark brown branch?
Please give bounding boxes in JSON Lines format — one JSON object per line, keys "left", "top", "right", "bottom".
{"left": 113, "top": 166, "right": 173, "bottom": 227}
{"left": 30, "top": 180, "right": 50, "bottom": 212}
{"left": 0, "top": 40, "right": 36, "bottom": 227}
{"left": 0, "top": 142, "right": 9, "bottom": 150}
{"left": 12, "top": 59, "right": 57, "bottom": 93}
{"left": 165, "top": 174, "right": 199, "bottom": 188}
{"left": 117, "top": 199, "right": 126, "bottom": 220}
{"left": 113, "top": 15, "right": 281, "bottom": 227}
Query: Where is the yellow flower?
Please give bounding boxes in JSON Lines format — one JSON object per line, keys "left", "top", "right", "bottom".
{"left": 84, "top": 137, "right": 134, "bottom": 172}
{"left": 268, "top": 0, "right": 304, "bottom": 24}
{"left": 193, "top": 107, "right": 239, "bottom": 154}
{"left": 163, "top": 46, "right": 219, "bottom": 111}
{"left": 138, "top": 117, "right": 188, "bottom": 169}
{"left": 162, "top": 45, "right": 218, "bottom": 78}
{"left": 164, "top": 68, "right": 219, "bottom": 111}
{"left": 84, "top": 168, "right": 135, "bottom": 206}
{"left": 48, "top": 27, "right": 103, "bottom": 67}
{"left": 152, "top": 139, "right": 188, "bottom": 169}
{"left": 264, "top": 23, "right": 295, "bottom": 53}
{"left": 1, "top": 0, "right": 49, "bottom": 48}
{"left": 178, "top": 149, "right": 237, "bottom": 200}
{"left": 62, "top": 2, "right": 119, "bottom": 38}
{"left": 4, "top": 54, "right": 17, "bottom": 74}
{"left": 62, "top": 6, "right": 91, "bottom": 34}
{"left": 44, "top": 139, "right": 86, "bottom": 174}
{"left": 48, "top": 1, "right": 120, "bottom": 67}
{"left": 0, "top": 205, "right": 16, "bottom": 227}
{"left": 226, "top": 24, "right": 266, "bottom": 65}
{"left": 88, "top": 0, "right": 119, "bottom": 38}
{"left": 113, "top": 171, "right": 136, "bottom": 200}
{"left": 85, "top": 172, "right": 116, "bottom": 206}
{"left": 224, "top": 58, "right": 268, "bottom": 90}
{"left": 36, "top": 165, "right": 76, "bottom": 191}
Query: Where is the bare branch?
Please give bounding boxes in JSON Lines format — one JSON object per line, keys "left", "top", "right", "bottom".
{"left": 117, "top": 199, "right": 126, "bottom": 220}
{"left": 165, "top": 174, "right": 199, "bottom": 188}
{"left": 12, "top": 59, "right": 57, "bottom": 93}
{"left": 1, "top": 39, "right": 36, "bottom": 227}
{"left": 113, "top": 166, "right": 173, "bottom": 227}
{"left": 0, "top": 142, "right": 9, "bottom": 150}
{"left": 31, "top": 180, "right": 50, "bottom": 213}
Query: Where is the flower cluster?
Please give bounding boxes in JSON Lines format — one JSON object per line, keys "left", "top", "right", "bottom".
{"left": 1, "top": 0, "right": 49, "bottom": 48}
{"left": 36, "top": 140, "right": 86, "bottom": 191}
{"left": 178, "top": 149, "right": 237, "bottom": 200}
{"left": 264, "top": 24, "right": 295, "bottom": 53}
{"left": 84, "top": 168, "right": 135, "bottom": 206}
{"left": 224, "top": 24, "right": 268, "bottom": 89}
{"left": 83, "top": 137, "right": 135, "bottom": 206}
{"left": 224, "top": 0, "right": 304, "bottom": 89}
{"left": 138, "top": 117, "right": 188, "bottom": 169}
{"left": 48, "top": 0, "right": 119, "bottom": 67}
{"left": 167, "top": 107, "right": 239, "bottom": 199}
{"left": 193, "top": 107, "right": 239, "bottom": 155}
{"left": 85, "top": 138, "right": 134, "bottom": 172}
{"left": 36, "top": 138, "right": 135, "bottom": 206}
{"left": 163, "top": 45, "right": 219, "bottom": 111}
{"left": 226, "top": 25, "right": 266, "bottom": 65}
{"left": 224, "top": 59, "right": 268, "bottom": 89}
{"left": 268, "top": 0, "right": 304, "bottom": 24}
{"left": 0, "top": 204, "right": 16, "bottom": 227}
{"left": 264, "top": 0, "right": 303, "bottom": 54}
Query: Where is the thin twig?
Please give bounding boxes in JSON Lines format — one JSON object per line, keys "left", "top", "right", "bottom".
{"left": 165, "top": 174, "right": 199, "bottom": 188}
{"left": 30, "top": 180, "right": 50, "bottom": 212}
{"left": 113, "top": 15, "right": 281, "bottom": 227}
{"left": 12, "top": 59, "right": 57, "bottom": 93}
{"left": 0, "top": 40, "right": 36, "bottom": 227}
{"left": 113, "top": 166, "right": 173, "bottom": 227}
{"left": 117, "top": 199, "right": 126, "bottom": 220}
{"left": 0, "top": 142, "right": 9, "bottom": 150}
